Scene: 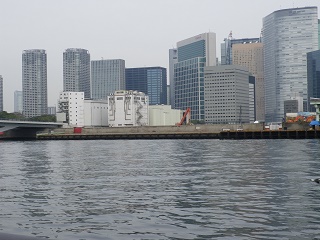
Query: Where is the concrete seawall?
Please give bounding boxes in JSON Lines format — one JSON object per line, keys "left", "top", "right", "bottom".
{"left": 49, "top": 123, "right": 264, "bottom": 135}
{"left": 36, "top": 123, "right": 320, "bottom": 140}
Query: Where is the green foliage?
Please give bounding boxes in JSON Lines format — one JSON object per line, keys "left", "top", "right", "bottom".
{"left": 191, "top": 120, "right": 205, "bottom": 124}
{"left": 28, "top": 115, "right": 56, "bottom": 122}
{"left": 0, "top": 111, "right": 25, "bottom": 120}
{"left": 0, "top": 111, "right": 56, "bottom": 122}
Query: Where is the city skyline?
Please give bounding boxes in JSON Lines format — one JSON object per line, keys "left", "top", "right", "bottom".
{"left": 0, "top": 0, "right": 320, "bottom": 112}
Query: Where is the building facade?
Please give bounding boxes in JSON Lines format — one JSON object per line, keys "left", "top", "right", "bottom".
{"left": 204, "top": 65, "right": 250, "bottom": 124}
{"left": 84, "top": 100, "right": 108, "bottom": 127}
{"left": 169, "top": 48, "right": 178, "bottom": 108}
{"left": 249, "top": 76, "right": 256, "bottom": 122}
{"left": 149, "top": 105, "right": 182, "bottom": 126}
{"left": 221, "top": 37, "right": 261, "bottom": 66}
{"left": 284, "top": 98, "right": 303, "bottom": 116}
{"left": 307, "top": 50, "right": 320, "bottom": 112}
{"left": 91, "top": 59, "right": 125, "bottom": 100}
{"left": 0, "top": 75, "right": 3, "bottom": 112}
{"left": 22, "top": 49, "right": 47, "bottom": 118}
{"left": 63, "top": 48, "right": 90, "bottom": 99}
{"left": 263, "top": 7, "right": 319, "bottom": 122}
{"left": 57, "top": 92, "right": 85, "bottom": 127}
{"left": 174, "top": 32, "right": 216, "bottom": 121}
{"left": 108, "top": 90, "right": 148, "bottom": 127}
{"left": 125, "top": 67, "right": 167, "bottom": 105}
{"left": 232, "top": 42, "right": 264, "bottom": 121}
{"left": 14, "top": 90, "right": 23, "bottom": 113}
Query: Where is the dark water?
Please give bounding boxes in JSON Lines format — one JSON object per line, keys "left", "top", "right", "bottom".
{"left": 1, "top": 139, "right": 320, "bottom": 240}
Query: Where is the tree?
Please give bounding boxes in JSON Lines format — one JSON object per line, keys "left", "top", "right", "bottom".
{"left": 28, "top": 115, "right": 56, "bottom": 122}
{"left": 0, "top": 111, "right": 25, "bottom": 120}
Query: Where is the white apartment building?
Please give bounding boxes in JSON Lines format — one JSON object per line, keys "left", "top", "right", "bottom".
{"left": 108, "top": 90, "right": 148, "bottom": 127}
{"left": 57, "top": 92, "right": 85, "bottom": 127}
{"left": 149, "top": 105, "right": 182, "bottom": 126}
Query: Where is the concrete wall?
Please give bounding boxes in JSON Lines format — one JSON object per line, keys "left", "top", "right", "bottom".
{"left": 53, "top": 123, "right": 264, "bottom": 135}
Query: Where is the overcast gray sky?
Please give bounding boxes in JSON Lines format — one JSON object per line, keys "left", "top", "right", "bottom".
{"left": 1, "top": 0, "right": 319, "bottom": 112}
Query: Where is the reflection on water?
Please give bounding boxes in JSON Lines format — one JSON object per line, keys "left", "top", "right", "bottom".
{"left": 0, "top": 139, "right": 320, "bottom": 239}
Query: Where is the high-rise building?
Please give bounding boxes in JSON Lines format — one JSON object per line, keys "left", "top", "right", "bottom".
{"left": 0, "top": 75, "right": 3, "bottom": 112}
{"left": 174, "top": 32, "right": 216, "bottom": 121}
{"left": 307, "top": 50, "right": 320, "bottom": 111}
{"left": 204, "top": 65, "right": 251, "bottom": 124}
{"left": 22, "top": 49, "right": 47, "bottom": 118}
{"left": 169, "top": 48, "right": 178, "bottom": 108}
{"left": 91, "top": 59, "right": 125, "bottom": 100}
{"left": 221, "top": 36, "right": 261, "bottom": 65}
{"left": 63, "top": 48, "right": 90, "bottom": 98}
{"left": 232, "top": 42, "right": 264, "bottom": 121}
{"left": 263, "top": 7, "right": 319, "bottom": 122}
{"left": 318, "top": 19, "right": 320, "bottom": 48}
{"left": 14, "top": 90, "right": 23, "bottom": 113}
{"left": 125, "top": 67, "right": 167, "bottom": 105}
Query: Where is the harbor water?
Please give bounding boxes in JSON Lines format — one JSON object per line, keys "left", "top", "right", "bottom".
{"left": 1, "top": 139, "right": 320, "bottom": 239}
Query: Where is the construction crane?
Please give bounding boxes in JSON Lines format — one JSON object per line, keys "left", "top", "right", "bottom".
{"left": 176, "top": 108, "right": 191, "bottom": 126}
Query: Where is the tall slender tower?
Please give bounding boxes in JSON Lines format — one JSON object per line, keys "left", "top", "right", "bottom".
{"left": 91, "top": 59, "right": 125, "bottom": 100}
{"left": 0, "top": 75, "right": 3, "bottom": 112}
{"left": 22, "top": 49, "right": 47, "bottom": 118}
{"left": 263, "top": 7, "right": 319, "bottom": 122}
{"left": 63, "top": 48, "right": 90, "bottom": 98}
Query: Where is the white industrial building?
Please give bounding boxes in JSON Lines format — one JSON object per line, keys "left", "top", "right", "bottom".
{"left": 84, "top": 100, "right": 108, "bottom": 126}
{"left": 149, "top": 105, "right": 182, "bottom": 126}
{"left": 108, "top": 90, "right": 149, "bottom": 127}
{"left": 57, "top": 92, "right": 108, "bottom": 127}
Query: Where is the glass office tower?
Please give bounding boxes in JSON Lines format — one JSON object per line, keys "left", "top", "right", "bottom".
{"left": 307, "top": 50, "right": 320, "bottom": 111}
{"left": 174, "top": 32, "right": 216, "bottom": 121}
{"left": 125, "top": 67, "right": 167, "bottom": 105}
{"left": 263, "top": 7, "right": 319, "bottom": 122}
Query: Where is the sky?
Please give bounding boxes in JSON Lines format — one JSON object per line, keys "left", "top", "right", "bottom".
{"left": 1, "top": 0, "right": 320, "bottom": 112}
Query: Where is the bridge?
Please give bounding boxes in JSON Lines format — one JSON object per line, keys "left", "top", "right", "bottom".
{"left": 0, "top": 120, "right": 63, "bottom": 140}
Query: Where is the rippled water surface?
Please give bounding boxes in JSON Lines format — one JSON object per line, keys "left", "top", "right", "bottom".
{"left": 1, "top": 139, "right": 320, "bottom": 239}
